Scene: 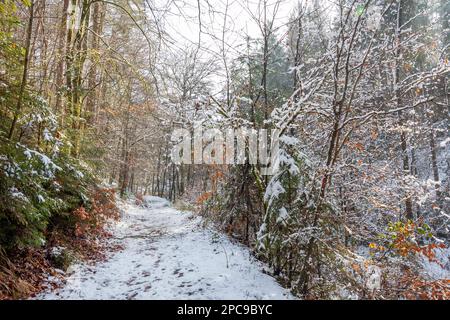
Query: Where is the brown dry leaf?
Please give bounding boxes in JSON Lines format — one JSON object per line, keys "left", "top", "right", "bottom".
{"left": 351, "top": 263, "right": 360, "bottom": 272}
{"left": 371, "top": 129, "right": 378, "bottom": 140}
{"left": 354, "top": 142, "right": 364, "bottom": 152}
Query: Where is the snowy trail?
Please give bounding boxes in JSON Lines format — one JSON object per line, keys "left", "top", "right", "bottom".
{"left": 37, "top": 198, "right": 293, "bottom": 300}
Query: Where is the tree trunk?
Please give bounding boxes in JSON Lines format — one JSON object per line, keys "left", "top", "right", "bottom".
{"left": 429, "top": 130, "right": 442, "bottom": 202}
{"left": 395, "top": 0, "right": 413, "bottom": 220}
{"left": 54, "top": 0, "right": 70, "bottom": 123}
{"left": 8, "top": 0, "right": 35, "bottom": 140}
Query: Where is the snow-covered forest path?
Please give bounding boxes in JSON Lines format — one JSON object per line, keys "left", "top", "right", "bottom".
{"left": 37, "top": 197, "right": 293, "bottom": 300}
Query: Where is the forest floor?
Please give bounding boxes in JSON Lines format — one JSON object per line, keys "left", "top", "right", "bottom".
{"left": 36, "top": 197, "right": 293, "bottom": 300}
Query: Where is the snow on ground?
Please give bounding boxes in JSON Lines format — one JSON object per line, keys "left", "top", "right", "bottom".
{"left": 37, "top": 197, "right": 293, "bottom": 300}
{"left": 420, "top": 247, "right": 450, "bottom": 281}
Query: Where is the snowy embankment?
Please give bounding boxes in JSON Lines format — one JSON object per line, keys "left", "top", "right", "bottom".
{"left": 37, "top": 197, "right": 293, "bottom": 300}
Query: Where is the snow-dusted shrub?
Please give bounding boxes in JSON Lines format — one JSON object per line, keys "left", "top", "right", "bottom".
{"left": 368, "top": 220, "right": 450, "bottom": 299}
{"left": 0, "top": 136, "right": 95, "bottom": 251}
{"left": 255, "top": 138, "right": 352, "bottom": 298}
{"left": 199, "top": 164, "right": 265, "bottom": 244}
{"left": 48, "top": 246, "right": 74, "bottom": 271}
